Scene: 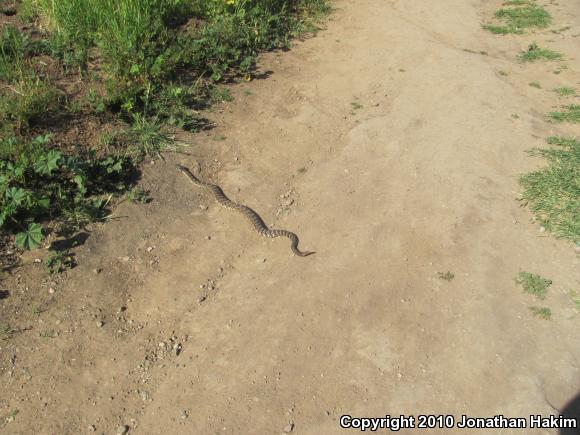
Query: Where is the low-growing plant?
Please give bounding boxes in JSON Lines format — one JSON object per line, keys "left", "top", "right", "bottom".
{"left": 125, "top": 113, "right": 176, "bottom": 159}
{"left": 44, "top": 250, "right": 76, "bottom": 274}
{"left": 549, "top": 105, "right": 580, "bottom": 123}
{"left": 553, "top": 87, "right": 576, "bottom": 97}
{"left": 529, "top": 306, "right": 551, "bottom": 320}
{"left": 519, "top": 43, "right": 563, "bottom": 62}
{"left": 0, "top": 134, "right": 133, "bottom": 249}
{"left": 519, "top": 137, "right": 580, "bottom": 243}
{"left": 127, "top": 187, "right": 151, "bottom": 204}
{"left": 484, "top": 2, "right": 551, "bottom": 34}
{"left": 516, "top": 272, "right": 552, "bottom": 299}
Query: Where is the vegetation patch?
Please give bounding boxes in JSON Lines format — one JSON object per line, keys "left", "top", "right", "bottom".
{"left": 518, "top": 43, "right": 563, "bottom": 62}
{"left": 549, "top": 104, "right": 580, "bottom": 123}
{"left": 484, "top": 2, "right": 551, "bottom": 34}
{"left": 553, "top": 87, "right": 576, "bottom": 97}
{"left": 519, "top": 137, "right": 579, "bottom": 243}
{"left": 516, "top": 272, "right": 552, "bottom": 299}
{"left": 529, "top": 306, "right": 551, "bottom": 320}
{"left": 0, "top": 0, "right": 330, "bottom": 252}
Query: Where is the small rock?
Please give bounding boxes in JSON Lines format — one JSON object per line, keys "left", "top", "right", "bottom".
{"left": 121, "top": 256, "right": 130, "bottom": 262}
{"left": 34, "top": 258, "right": 42, "bottom": 263}
{"left": 173, "top": 343, "right": 182, "bottom": 356}
{"left": 96, "top": 321, "right": 104, "bottom": 328}
{"left": 158, "top": 341, "right": 166, "bottom": 348}
{"left": 199, "top": 204, "right": 208, "bottom": 210}
{"left": 234, "top": 156, "right": 239, "bottom": 162}
{"left": 283, "top": 422, "right": 294, "bottom": 433}
{"left": 198, "top": 296, "right": 207, "bottom": 304}
{"left": 116, "top": 425, "right": 130, "bottom": 435}
{"left": 181, "top": 410, "right": 189, "bottom": 419}
{"left": 199, "top": 284, "right": 206, "bottom": 289}
{"left": 147, "top": 247, "right": 154, "bottom": 253}
{"left": 92, "top": 268, "right": 102, "bottom": 275}
{"left": 48, "top": 288, "right": 55, "bottom": 294}
{"left": 205, "top": 236, "right": 211, "bottom": 240}
{"left": 88, "top": 424, "right": 96, "bottom": 432}
{"left": 258, "top": 258, "right": 266, "bottom": 264}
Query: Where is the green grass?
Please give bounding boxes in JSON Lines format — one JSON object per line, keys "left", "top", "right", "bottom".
{"left": 529, "top": 81, "right": 541, "bottom": 88}
{"left": 520, "top": 137, "right": 580, "bottom": 243}
{"left": 484, "top": 2, "right": 551, "bottom": 34}
{"left": 0, "top": 0, "right": 330, "bottom": 252}
{"left": 0, "top": 26, "right": 60, "bottom": 133}
{"left": 553, "top": 87, "right": 576, "bottom": 97}
{"left": 516, "top": 272, "right": 552, "bottom": 299}
{"left": 519, "top": 43, "right": 563, "bottom": 62}
{"left": 549, "top": 105, "right": 580, "bottom": 123}
{"left": 529, "top": 306, "right": 552, "bottom": 320}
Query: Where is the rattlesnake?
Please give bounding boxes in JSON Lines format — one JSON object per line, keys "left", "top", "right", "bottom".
{"left": 176, "top": 164, "right": 314, "bottom": 257}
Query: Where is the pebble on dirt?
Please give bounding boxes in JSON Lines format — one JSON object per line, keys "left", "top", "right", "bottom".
{"left": 117, "top": 425, "right": 130, "bottom": 435}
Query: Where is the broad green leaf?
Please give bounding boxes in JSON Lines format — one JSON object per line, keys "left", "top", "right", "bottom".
{"left": 33, "top": 150, "right": 61, "bottom": 175}
{"left": 15, "top": 222, "right": 44, "bottom": 250}
{"left": 36, "top": 197, "right": 50, "bottom": 209}
{"left": 0, "top": 204, "right": 16, "bottom": 227}
{"left": 74, "top": 174, "right": 87, "bottom": 196}
{"left": 6, "top": 187, "right": 28, "bottom": 206}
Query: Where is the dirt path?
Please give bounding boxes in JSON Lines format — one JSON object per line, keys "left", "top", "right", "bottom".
{"left": 2, "top": 0, "right": 580, "bottom": 434}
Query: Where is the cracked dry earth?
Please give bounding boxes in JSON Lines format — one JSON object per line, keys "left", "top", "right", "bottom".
{"left": 2, "top": 0, "right": 580, "bottom": 434}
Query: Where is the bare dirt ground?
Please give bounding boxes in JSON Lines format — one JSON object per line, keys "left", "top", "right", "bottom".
{"left": 2, "top": 0, "right": 580, "bottom": 434}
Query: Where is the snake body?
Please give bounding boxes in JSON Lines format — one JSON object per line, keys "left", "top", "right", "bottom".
{"left": 177, "top": 164, "right": 314, "bottom": 257}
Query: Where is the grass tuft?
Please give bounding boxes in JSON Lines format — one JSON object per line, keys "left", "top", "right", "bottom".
{"left": 549, "top": 105, "right": 580, "bottom": 123}
{"left": 553, "top": 87, "right": 576, "bottom": 97}
{"left": 520, "top": 137, "right": 580, "bottom": 243}
{"left": 484, "top": 2, "right": 551, "bottom": 34}
{"left": 519, "top": 43, "right": 563, "bottom": 62}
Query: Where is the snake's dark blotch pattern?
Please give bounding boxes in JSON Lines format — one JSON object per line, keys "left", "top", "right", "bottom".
{"left": 177, "top": 164, "right": 314, "bottom": 257}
